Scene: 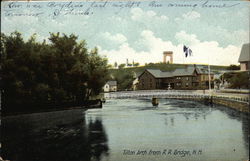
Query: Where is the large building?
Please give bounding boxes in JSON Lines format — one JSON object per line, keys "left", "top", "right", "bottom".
{"left": 137, "top": 65, "right": 214, "bottom": 90}
{"left": 238, "top": 43, "right": 250, "bottom": 71}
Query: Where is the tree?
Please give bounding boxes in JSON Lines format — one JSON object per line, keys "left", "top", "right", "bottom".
{"left": 222, "top": 72, "right": 249, "bottom": 89}
{"left": 86, "top": 47, "right": 109, "bottom": 99}
{"left": 114, "top": 62, "right": 118, "bottom": 68}
{"left": 133, "top": 62, "right": 140, "bottom": 67}
{"left": 118, "top": 63, "right": 126, "bottom": 69}
{"left": 127, "top": 63, "right": 132, "bottom": 67}
{"left": 227, "top": 64, "right": 240, "bottom": 70}
{"left": 1, "top": 32, "right": 109, "bottom": 113}
{"left": 112, "top": 68, "right": 134, "bottom": 90}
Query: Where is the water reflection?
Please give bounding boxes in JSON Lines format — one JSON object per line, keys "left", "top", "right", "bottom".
{"left": 2, "top": 109, "right": 109, "bottom": 161}
{"left": 158, "top": 100, "right": 212, "bottom": 127}
{"left": 242, "top": 117, "right": 249, "bottom": 153}
{"left": 170, "top": 117, "right": 174, "bottom": 126}
{"left": 88, "top": 118, "right": 109, "bottom": 161}
{"left": 96, "top": 98, "right": 248, "bottom": 161}
{"left": 1, "top": 99, "right": 249, "bottom": 161}
{"left": 215, "top": 105, "right": 249, "bottom": 154}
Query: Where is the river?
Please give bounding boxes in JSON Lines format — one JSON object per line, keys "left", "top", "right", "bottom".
{"left": 1, "top": 98, "right": 249, "bottom": 161}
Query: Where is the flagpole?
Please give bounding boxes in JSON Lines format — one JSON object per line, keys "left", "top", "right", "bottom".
{"left": 208, "top": 57, "right": 211, "bottom": 95}
{"left": 182, "top": 44, "right": 185, "bottom": 64}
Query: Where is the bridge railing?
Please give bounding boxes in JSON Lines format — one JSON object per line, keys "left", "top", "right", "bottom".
{"left": 104, "top": 90, "right": 250, "bottom": 104}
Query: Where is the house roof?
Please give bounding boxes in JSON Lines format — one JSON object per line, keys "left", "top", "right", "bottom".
{"left": 195, "top": 66, "right": 210, "bottom": 74}
{"left": 140, "top": 65, "right": 212, "bottom": 79}
{"left": 134, "top": 71, "right": 143, "bottom": 78}
{"left": 106, "top": 81, "right": 117, "bottom": 86}
{"left": 172, "top": 66, "right": 195, "bottom": 76}
{"left": 146, "top": 69, "right": 169, "bottom": 78}
{"left": 238, "top": 43, "right": 250, "bottom": 62}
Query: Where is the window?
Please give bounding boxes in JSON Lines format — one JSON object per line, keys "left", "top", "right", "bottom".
{"left": 176, "top": 77, "right": 181, "bottom": 80}
{"left": 186, "top": 83, "right": 189, "bottom": 87}
{"left": 192, "top": 82, "right": 199, "bottom": 86}
{"left": 186, "top": 77, "right": 189, "bottom": 81}
{"left": 176, "top": 83, "right": 181, "bottom": 86}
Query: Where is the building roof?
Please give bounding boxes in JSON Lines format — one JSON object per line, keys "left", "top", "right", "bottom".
{"left": 195, "top": 66, "right": 210, "bottom": 74}
{"left": 238, "top": 43, "right": 250, "bottom": 62}
{"left": 146, "top": 69, "right": 171, "bottom": 78}
{"left": 141, "top": 65, "right": 212, "bottom": 79}
{"left": 172, "top": 66, "right": 195, "bottom": 76}
{"left": 106, "top": 81, "right": 117, "bottom": 86}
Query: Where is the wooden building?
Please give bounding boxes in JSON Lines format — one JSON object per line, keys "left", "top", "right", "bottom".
{"left": 137, "top": 65, "right": 214, "bottom": 90}
{"left": 238, "top": 43, "right": 250, "bottom": 71}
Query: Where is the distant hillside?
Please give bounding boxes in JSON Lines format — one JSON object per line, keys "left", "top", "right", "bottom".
{"left": 110, "top": 63, "right": 229, "bottom": 75}
{"left": 108, "top": 63, "right": 230, "bottom": 90}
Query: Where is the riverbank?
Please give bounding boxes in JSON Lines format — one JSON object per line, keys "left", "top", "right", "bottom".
{"left": 168, "top": 96, "right": 249, "bottom": 113}
{"left": 1, "top": 107, "right": 90, "bottom": 161}
{"left": 1, "top": 99, "right": 102, "bottom": 117}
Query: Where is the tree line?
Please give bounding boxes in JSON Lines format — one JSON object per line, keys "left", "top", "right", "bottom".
{"left": 1, "top": 32, "right": 109, "bottom": 113}
{"left": 220, "top": 71, "right": 249, "bottom": 89}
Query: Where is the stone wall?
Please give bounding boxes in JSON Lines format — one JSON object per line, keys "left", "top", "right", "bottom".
{"left": 212, "top": 98, "right": 249, "bottom": 113}
{"left": 169, "top": 96, "right": 249, "bottom": 113}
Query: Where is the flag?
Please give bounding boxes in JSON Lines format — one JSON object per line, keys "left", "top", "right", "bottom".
{"left": 188, "top": 48, "right": 192, "bottom": 56}
{"left": 183, "top": 45, "right": 188, "bottom": 57}
{"left": 183, "top": 45, "right": 192, "bottom": 57}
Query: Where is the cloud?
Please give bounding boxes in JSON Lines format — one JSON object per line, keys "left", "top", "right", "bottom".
{"left": 99, "top": 30, "right": 242, "bottom": 66}
{"left": 199, "top": 25, "right": 249, "bottom": 47}
{"left": 130, "top": 8, "right": 143, "bottom": 21}
{"left": 182, "top": 11, "right": 201, "bottom": 20}
{"left": 101, "top": 32, "right": 127, "bottom": 44}
{"left": 175, "top": 30, "right": 200, "bottom": 46}
{"left": 183, "top": 41, "right": 241, "bottom": 66}
{"left": 1, "top": 10, "right": 89, "bottom": 42}
{"left": 99, "top": 30, "right": 181, "bottom": 65}
{"left": 130, "top": 7, "right": 168, "bottom": 22}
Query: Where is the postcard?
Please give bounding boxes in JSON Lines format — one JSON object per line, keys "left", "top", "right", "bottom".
{"left": 0, "top": 0, "right": 249, "bottom": 161}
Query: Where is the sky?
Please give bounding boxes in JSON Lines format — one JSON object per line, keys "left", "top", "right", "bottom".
{"left": 1, "top": 0, "right": 249, "bottom": 66}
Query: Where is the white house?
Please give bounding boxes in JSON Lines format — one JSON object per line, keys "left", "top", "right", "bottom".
{"left": 103, "top": 81, "right": 117, "bottom": 92}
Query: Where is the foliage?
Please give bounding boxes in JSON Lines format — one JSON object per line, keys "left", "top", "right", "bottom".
{"left": 108, "top": 62, "right": 230, "bottom": 91}
{"left": 133, "top": 62, "right": 140, "bottom": 67}
{"left": 214, "top": 78, "right": 221, "bottom": 84}
{"left": 114, "top": 62, "right": 118, "bottom": 68}
{"left": 118, "top": 63, "right": 126, "bottom": 69}
{"left": 227, "top": 64, "right": 240, "bottom": 70}
{"left": 1, "top": 32, "right": 109, "bottom": 111}
{"left": 111, "top": 68, "right": 134, "bottom": 90}
{"left": 222, "top": 72, "right": 249, "bottom": 89}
